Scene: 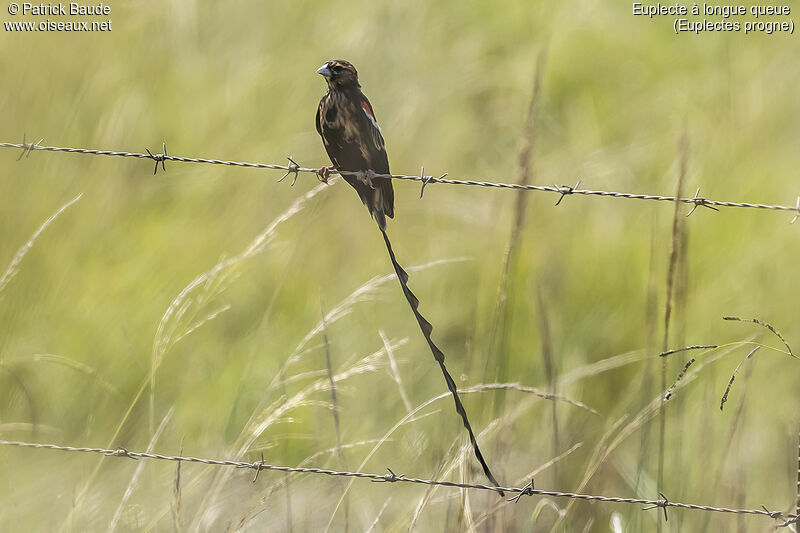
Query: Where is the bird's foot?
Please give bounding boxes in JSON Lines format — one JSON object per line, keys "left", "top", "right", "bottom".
{"left": 316, "top": 165, "right": 334, "bottom": 184}
{"left": 357, "top": 169, "right": 377, "bottom": 189}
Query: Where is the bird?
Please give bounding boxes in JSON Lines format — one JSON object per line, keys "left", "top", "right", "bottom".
{"left": 315, "top": 59, "right": 395, "bottom": 230}
{"left": 314, "top": 60, "right": 503, "bottom": 492}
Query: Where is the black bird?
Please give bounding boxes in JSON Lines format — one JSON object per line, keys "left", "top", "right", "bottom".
{"left": 315, "top": 59, "right": 395, "bottom": 230}
{"left": 314, "top": 60, "right": 503, "bottom": 493}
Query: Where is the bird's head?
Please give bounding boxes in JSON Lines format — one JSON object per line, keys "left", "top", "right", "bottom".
{"left": 316, "top": 59, "right": 360, "bottom": 90}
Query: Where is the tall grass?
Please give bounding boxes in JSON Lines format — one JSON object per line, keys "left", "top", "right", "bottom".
{"left": 3, "top": 0, "right": 800, "bottom": 530}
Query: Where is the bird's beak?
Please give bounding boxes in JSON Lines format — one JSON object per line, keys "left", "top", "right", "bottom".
{"left": 316, "top": 63, "right": 332, "bottom": 78}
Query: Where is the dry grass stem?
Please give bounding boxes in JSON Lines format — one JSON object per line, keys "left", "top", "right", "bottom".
{"left": 0, "top": 193, "right": 82, "bottom": 295}
{"left": 107, "top": 408, "right": 173, "bottom": 533}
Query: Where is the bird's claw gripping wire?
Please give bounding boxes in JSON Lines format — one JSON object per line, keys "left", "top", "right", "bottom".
{"left": 278, "top": 156, "right": 300, "bottom": 186}
{"left": 686, "top": 187, "right": 719, "bottom": 216}
{"left": 357, "top": 169, "right": 377, "bottom": 189}
{"left": 145, "top": 142, "right": 168, "bottom": 175}
{"left": 316, "top": 165, "right": 334, "bottom": 184}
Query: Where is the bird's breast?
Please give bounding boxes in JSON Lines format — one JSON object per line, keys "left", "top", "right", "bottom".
{"left": 321, "top": 93, "right": 361, "bottom": 142}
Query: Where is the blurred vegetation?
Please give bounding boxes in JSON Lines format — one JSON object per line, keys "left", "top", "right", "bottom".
{"left": 2, "top": 0, "right": 800, "bottom": 530}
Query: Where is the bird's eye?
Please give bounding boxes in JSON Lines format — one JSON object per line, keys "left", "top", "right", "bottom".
{"left": 331, "top": 65, "right": 342, "bottom": 72}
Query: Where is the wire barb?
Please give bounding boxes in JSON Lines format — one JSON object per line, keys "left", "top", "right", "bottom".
{"left": 554, "top": 179, "right": 581, "bottom": 206}
{"left": 106, "top": 447, "right": 138, "bottom": 460}
{"left": 419, "top": 168, "right": 446, "bottom": 199}
{"left": 764, "top": 505, "right": 797, "bottom": 528}
{"left": 791, "top": 196, "right": 800, "bottom": 224}
{"left": 508, "top": 478, "right": 535, "bottom": 503}
{"left": 686, "top": 187, "right": 719, "bottom": 216}
{"left": 643, "top": 492, "right": 670, "bottom": 522}
{"left": 249, "top": 452, "right": 266, "bottom": 483}
{"left": 145, "top": 142, "right": 168, "bottom": 175}
{"left": 373, "top": 467, "right": 403, "bottom": 483}
{"left": 16, "top": 134, "right": 43, "bottom": 161}
{"left": 278, "top": 156, "right": 301, "bottom": 186}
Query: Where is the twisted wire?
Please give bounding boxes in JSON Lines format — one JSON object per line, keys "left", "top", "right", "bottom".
{"left": 0, "top": 439, "right": 794, "bottom": 525}
{"left": 2, "top": 141, "right": 798, "bottom": 217}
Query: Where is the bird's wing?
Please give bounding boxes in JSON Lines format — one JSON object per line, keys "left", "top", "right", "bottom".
{"left": 315, "top": 99, "right": 323, "bottom": 137}
{"left": 356, "top": 95, "right": 390, "bottom": 175}
{"left": 356, "top": 94, "right": 394, "bottom": 218}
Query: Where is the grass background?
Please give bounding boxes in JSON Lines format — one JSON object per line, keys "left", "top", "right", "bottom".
{"left": 2, "top": 0, "right": 799, "bottom": 531}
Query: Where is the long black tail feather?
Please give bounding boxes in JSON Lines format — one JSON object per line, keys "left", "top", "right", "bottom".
{"left": 379, "top": 228, "right": 503, "bottom": 495}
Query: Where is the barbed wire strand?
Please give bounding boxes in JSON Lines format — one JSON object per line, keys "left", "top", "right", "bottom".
{"left": 2, "top": 140, "right": 800, "bottom": 219}
{"left": 0, "top": 439, "right": 795, "bottom": 526}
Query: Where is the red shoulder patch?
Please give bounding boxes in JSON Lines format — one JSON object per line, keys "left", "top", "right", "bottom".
{"left": 360, "top": 100, "right": 374, "bottom": 119}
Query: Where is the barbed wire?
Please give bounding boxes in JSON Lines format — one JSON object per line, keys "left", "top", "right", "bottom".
{"left": 0, "top": 439, "right": 795, "bottom": 526}
{"left": 2, "top": 139, "right": 799, "bottom": 221}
